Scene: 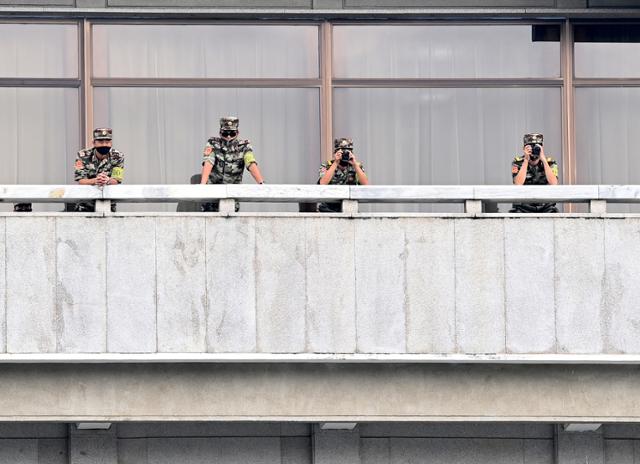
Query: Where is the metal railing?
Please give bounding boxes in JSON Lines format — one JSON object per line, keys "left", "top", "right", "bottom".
{"left": 1, "top": 184, "right": 639, "bottom": 213}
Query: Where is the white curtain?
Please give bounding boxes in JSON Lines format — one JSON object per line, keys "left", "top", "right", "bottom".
{"left": 92, "top": 25, "right": 319, "bottom": 79}
{"left": 93, "top": 87, "right": 320, "bottom": 211}
{"left": 333, "top": 25, "right": 560, "bottom": 79}
{"left": 333, "top": 87, "right": 562, "bottom": 212}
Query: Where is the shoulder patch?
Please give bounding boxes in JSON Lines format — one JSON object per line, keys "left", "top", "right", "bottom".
{"left": 514, "top": 156, "right": 523, "bottom": 162}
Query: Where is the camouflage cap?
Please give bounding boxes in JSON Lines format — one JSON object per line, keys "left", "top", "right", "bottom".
{"left": 93, "top": 128, "right": 112, "bottom": 141}
{"left": 220, "top": 117, "right": 239, "bottom": 131}
{"left": 334, "top": 137, "right": 354, "bottom": 150}
{"left": 523, "top": 133, "right": 543, "bottom": 146}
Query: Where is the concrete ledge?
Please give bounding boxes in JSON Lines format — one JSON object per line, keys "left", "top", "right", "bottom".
{"left": 1, "top": 363, "right": 640, "bottom": 421}
{"left": 0, "top": 353, "right": 639, "bottom": 364}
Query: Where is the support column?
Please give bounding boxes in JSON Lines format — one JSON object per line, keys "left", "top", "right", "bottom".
{"left": 557, "top": 427, "right": 604, "bottom": 464}
{"left": 312, "top": 425, "right": 360, "bottom": 464}
{"left": 69, "top": 425, "right": 117, "bottom": 464}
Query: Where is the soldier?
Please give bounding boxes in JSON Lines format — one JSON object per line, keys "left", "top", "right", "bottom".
{"left": 510, "top": 133, "right": 559, "bottom": 213}
{"left": 317, "top": 137, "right": 369, "bottom": 213}
{"left": 74, "top": 127, "right": 124, "bottom": 212}
{"left": 199, "top": 116, "right": 264, "bottom": 212}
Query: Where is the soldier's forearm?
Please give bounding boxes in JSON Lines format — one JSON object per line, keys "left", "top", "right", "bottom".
{"left": 249, "top": 164, "right": 264, "bottom": 184}
{"left": 200, "top": 163, "right": 213, "bottom": 184}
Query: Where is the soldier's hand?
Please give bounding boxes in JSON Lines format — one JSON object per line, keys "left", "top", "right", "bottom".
{"left": 523, "top": 145, "right": 532, "bottom": 162}
{"left": 349, "top": 153, "right": 358, "bottom": 166}
{"left": 539, "top": 145, "right": 547, "bottom": 163}
{"left": 334, "top": 150, "right": 342, "bottom": 162}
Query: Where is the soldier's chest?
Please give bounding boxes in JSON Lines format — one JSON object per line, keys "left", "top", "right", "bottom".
{"left": 214, "top": 149, "right": 243, "bottom": 164}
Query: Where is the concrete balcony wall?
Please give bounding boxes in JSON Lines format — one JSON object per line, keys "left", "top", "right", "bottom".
{"left": 0, "top": 214, "right": 639, "bottom": 356}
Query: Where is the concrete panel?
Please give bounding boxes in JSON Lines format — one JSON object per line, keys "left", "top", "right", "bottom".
{"left": 0, "top": 439, "right": 37, "bottom": 463}
{"left": 359, "top": 423, "right": 553, "bottom": 438}
{"left": 390, "top": 438, "right": 526, "bottom": 464}
{"left": 313, "top": 429, "right": 360, "bottom": 464}
{"left": 256, "top": 218, "right": 306, "bottom": 353}
{"left": 6, "top": 218, "right": 56, "bottom": 353}
{"left": 106, "top": 217, "right": 156, "bottom": 353}
{"left": 0, "top": 423, "right": 67, "bottom": 438}
{"left": 344, "top": 0, "right": 554, "bottom": 6}
{"left": 156, "top": 218, "right": 206, "bottom": 352}
{"left": 117, "top": 422, "right": 282, "bottom": 437}
{"left": 146, "top": 437, "right": 281, "bottom": 464}
{"left": 118, "top": 439, "right": 148, "bottom": 464}
{"left": 504, "top": 218, "right": 555, "bottom": 354}
{"left": 604, "top": 220, "right": 640, "bottom": 353}
{"left": 361, "top": 438, "right": 390, "bottom": 464}
{"left": 0, "top": 0, "right": 72, "bottom": 4}
{"left": 355, "top": 219, "right": 406, "bottom": 353}
{"left": 558, "top": 432, "right": 604, "bottom": 464}
{"left": 557, "top": 0, "right": 586, "bottom": 6}
{"left": 108, "top": 0, "right": 310, "bottom": 6}
{"left": 76, "top": 0, "right": 106, "bottom": 6}
{"left": 589, "top": 0, "right": 640, "bottom": 6}
{"left": 55, "top": 218, "right": 106, "bottom": 353}
{"left": 313, "top": 0, "right": 342, "bottom": 7}
{"left": 555, "top": 219, "right": 605, "bottom": 353}
{"left": 604, "top": 425, "right": 640, "bottom": 439}
{"left": 38, "top": 439, "right": 68, "bottom": 464}
{"left": 282, "top": 437, "right": 311, "bottom": 464}
{"left": 405, "top": 218, "right": 455, "bottom": 353}
{"left": 454, "top": 219, "right": 505, "bottom": 354}
{"left": 206, "top": 217, "right": 257, "bottom": 352}
{"left": 0, "top": 219, "right": 5, "bottom": 353}
{"left": 604, "top": 440, "right": 634, "bottom": 464}
{"left": 305, "top": 218, "right": 356, "bottom": 353}
{"left": 70, "top": 435, "right": 117, "bottom": 464}
{"left": 524, "top": 439, "right": 553, "bottom": 464}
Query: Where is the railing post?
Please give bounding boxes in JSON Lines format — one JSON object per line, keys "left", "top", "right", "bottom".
{"left": 94, "top": 200, "right": 111, "bottom": 213}
{"left": 465, "top": 200, "right": 482, "bottom": 214}
{"left": 219, "top": 198, "right": 236, "bottom": 214}
{"left": 589, "top": 200, "right": 606, "bottom": 214}
{"left": 342, "top": 199, "right": 358, "bottom": 214}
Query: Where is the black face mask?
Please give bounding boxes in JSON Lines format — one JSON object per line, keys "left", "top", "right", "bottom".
{"left": 95, "top": 146, "right": 111, "bottom": 155}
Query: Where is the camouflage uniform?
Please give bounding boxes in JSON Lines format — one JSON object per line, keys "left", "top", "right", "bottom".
{"left": 510, "top": 133, "right": 559, "bottom": 213}
{"left": 317, "top": 138, "right": 365, "bottom": 213}
{"left": 74, "top": 128, "right": 124, "bottom": 212}
{"left": 201, "top": 117, "right": 258, "bottom": 212}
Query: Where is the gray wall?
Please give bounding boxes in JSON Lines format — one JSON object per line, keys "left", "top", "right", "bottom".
{"left": 1, "top": 215, "right": 639, "bottom": 356}
{"left": 4, "top": 423, "right": 640, "bottom": 464}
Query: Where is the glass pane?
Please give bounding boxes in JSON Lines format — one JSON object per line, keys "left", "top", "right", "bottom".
{"left": 93, "top": 87, "right": 320, "bottom": 211}
{"left": 333, "top": 25, "right": 560, "bottom": 79}
{"left": 576, "top": 88, "right": 640, "bottom": 183}
{"left": 93, "top": 25, "right": 319, "bottom": 78}
{"left": 333, "top": 87, "right": 562, "bottom": 212}
{"left": 0, "top": 24, "right": 78, "bottom": 78}
{"left": 575, "top": 24, "right": 640, "bottom": 78}
{"left": 0, "top": 88, "right": 80, "bottom": 211}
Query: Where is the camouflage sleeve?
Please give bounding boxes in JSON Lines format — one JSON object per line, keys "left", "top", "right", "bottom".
{"left": 110, "top": 153, "right": 124, "bottom": 183}
{"left": 549, "top": 159, "right": 559, "bottom": 178}
{"left": 74, "top": 152, "right": 87, "bottom": 181}
{"left": 243, "top": 150, "right": 257, "bottom": 170}
{"left": 511, "top": 160, "right": 521, "bottom": 179}
{"left": 318, "top": 162, "right": 330, "bottom": 183}
{"left": 202, "top": 142, "right": 215, "bottom": 166}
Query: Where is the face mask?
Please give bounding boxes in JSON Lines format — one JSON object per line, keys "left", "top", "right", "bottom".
{"left": 95, "top": 146, "right": 111, "bottom": 155}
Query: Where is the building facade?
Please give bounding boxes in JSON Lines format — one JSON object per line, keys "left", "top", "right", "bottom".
{"left": 1, "top": 1, "right": 640, "bottom": 463}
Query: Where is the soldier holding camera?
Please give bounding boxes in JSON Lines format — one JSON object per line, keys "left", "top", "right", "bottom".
{"left": 510, "top": 133, "right": 559, "bottom": 213}
{"left": 317, "top": 138, "right": 369, "bottom": 213}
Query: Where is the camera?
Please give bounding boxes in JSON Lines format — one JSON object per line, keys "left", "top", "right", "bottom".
{"left": 340, "top": 149, "right": 352, "bottom": 165}
{"left": 530, "top": 144, "right": 542, "bottom": 159}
